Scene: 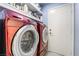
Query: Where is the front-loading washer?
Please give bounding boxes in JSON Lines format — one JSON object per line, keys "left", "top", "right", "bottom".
{"left": 0, "top": 7, "right": 39, "bottom": 56}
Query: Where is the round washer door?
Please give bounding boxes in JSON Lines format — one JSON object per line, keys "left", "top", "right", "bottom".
{"left": 12, "top": 25, "right": 39, "bottom": 56}
{"left": 42, "top": 27, "right": 48, "bottom": 44}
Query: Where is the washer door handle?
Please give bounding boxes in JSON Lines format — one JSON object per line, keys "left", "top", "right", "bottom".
{"left": 12, "top": 15, "right": 22, "bottom": 19}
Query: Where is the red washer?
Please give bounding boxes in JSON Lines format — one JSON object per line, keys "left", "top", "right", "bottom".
{"left": 0, "top": 8, "right": 39, "bottom": 56}
{"left": 36, "top": 21, "right": 48, "bottom": 56}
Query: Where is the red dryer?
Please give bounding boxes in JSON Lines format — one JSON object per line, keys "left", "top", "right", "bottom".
{"left": 0, "top": 7, "right": 39, "bottom": 56}
{"left": 36, "top": 21, "right": 48, "bottom": 56}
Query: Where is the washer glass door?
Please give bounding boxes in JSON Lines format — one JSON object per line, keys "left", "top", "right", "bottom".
{"left": 20, "top": 31, "right": 34, "bottom": 53}
{"left": 12, "top": 25, "right": 39, "bottom": 56}
{"left": 42, "top": 27, "right": 48, "bottom": 44}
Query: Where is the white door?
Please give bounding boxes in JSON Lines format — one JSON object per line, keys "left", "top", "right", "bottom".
{"left": 48, "top": 4, "right": 74, "bottom": 56}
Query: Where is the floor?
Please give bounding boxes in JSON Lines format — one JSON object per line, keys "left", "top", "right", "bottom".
{"left": 46, "top": 51, "right": 64, "bottom": 56}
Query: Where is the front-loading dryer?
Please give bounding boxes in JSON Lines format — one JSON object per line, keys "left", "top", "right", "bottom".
{"left": 0, "top": 8, "right": 39, "bottom": 56}
{"left": 35, "top": 21, "right": 48, "bottom": 56}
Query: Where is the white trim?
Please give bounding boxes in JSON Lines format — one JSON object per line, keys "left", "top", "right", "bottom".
{"left": 72, "top": 3, "right": 75, "bottom": 56}
{"left": 12, "top": 25, "right": 39, "bottom": 56}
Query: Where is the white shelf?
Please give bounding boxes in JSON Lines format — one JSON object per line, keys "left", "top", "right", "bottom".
{"left": 0, "top": 3, "right": 41, "bottom": 21}
{"left": 26, "top": 3, "right": 43, "bottom": 16}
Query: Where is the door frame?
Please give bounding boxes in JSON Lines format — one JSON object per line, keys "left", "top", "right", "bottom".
{"left": 47, "top": 4, "right": 74, "bottom": 56}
